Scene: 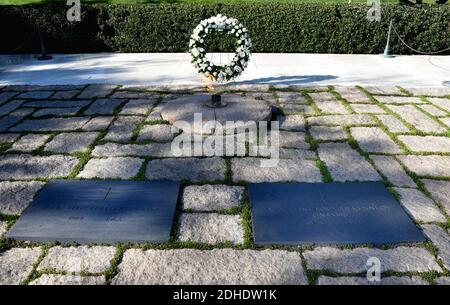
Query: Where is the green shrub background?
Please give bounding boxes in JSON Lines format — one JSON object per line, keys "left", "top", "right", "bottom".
{"left": 1, "top": 3, "right": 449, "bottom": 54}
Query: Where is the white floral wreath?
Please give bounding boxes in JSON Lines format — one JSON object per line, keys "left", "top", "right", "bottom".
{"left": 189, "top": 14, "right": 252, "bottom": 82}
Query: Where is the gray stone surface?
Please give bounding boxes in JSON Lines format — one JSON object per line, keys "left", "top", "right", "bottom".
{"left": 178, "top": 213, "right": 244, "bottom": 244}
{"left": 318, "top": 142, "right": 380, "bottom": 182}
{"left": 0, "top": 247, "right": 41, "bottom": 285}
{"left": 280, "top": 103, "right": 314, "bottom": 114}
{"left": 44, "top": 132, "right": 99, "bottom": 153}
{"left": 278, "top": 131, "right": 309, "bottom": 149}
{"left": 78, "top": 84, "right": 117, "bottom": 99}
{"left": 10, "top": 117, "right": 90, "bottom": 132}
{"left": 334, "top": 86, "right": 372, "bottom": 103}
{"left": 145, "top": 103, "right": 165, "bottom": 121}
{"left": 376, "top": 114, "right": 410, "bottom": 132}
{"left": 304, "top": 246, "right": 441, "bottom": 273}
{"left": 399, "top": 135, "right": 450, "bottom": 153}
{"left": 0, "top": 109, "right": 34, "bottom": 132}
{"left": 232, "top": 157, "right": 321, "bottom": 183}
{"left": 278, "top": 115, "right": 305, "bottom": 131}
{"left": 38, "top": 246, "right": 116, "bottom": 273}
{"left": 386, "top": 104, "right": 447, "bottom": 133}
{"left": 309, "top": 92, "right": 348, "bottom": 114}
{"left": 406, "top": 88, "right": 450, "bottom": 97}
{"left": 307, "top": 114, "right": 374, "bottom": 126}
{"left": 351, "top": 104, "right": 385, "bottom": 114}
{"left": 421, "top": 179, "right": 450, "bottom": 215}
{"left": 436, "top": 277, "right": 450, "bottom": 285}
{"left": 24, "top": 100, "right": 91, "bottom": 108}
{"left": 137, "top": 124, "right": 174, "bottom": 142}
{"left": 145, "top": 157, "right": 226, "bottom": 182}
{"left": 112, "top": 248, "right": 307, "bottom": 285}
{"left": 398, "top": 155, "right": 450, "bottom": 177}
{"left": 49, "top": 90, "right": 80, "bottom": 100}
{"left": 276, "top": 91, "right": 308, "bottom": 104}
{"left": 0, "top": 133, "right": 20, "bottom": 143}
{"left": 103, "top": 116, "right": 143, "bottom": 142}
{"left": 428, "top": 97, "right": 450, "bottom": 112}
{"left": 78, "top": 157, "right": 143, "bottom": 179}
{"left": 394, "top": 187, "right": 446, "bottom": 223}
{"left": 0, "top": 154, "right": 78, "bottom": 180}
{"left": 119, "top": 99, "right": 157, "bottom": 115}
{"left": 111, "top": 91, "right": 159, "bottom": 99}
{"left": 419, "top": 104, "right": 447, "bottom": 117}
{"left": 17, "top": 91, "right": 53, "bottom": 99}
{"left": 350, "top": 127, "right": 402, "bottom": 153}
{"left": 0, "top": 92, "right": 17, "bottom": 105}
{"left": 370, "top": 155, "right": 415, "bottom": 187}
{"left": 82, "top": 116, "right": 114, "bottom": 131}
{"left": 30, "top": 274, "right": 105, "bottom": 285}
{"left": 317, "top": 276, "right": 428, "bottom": 285}
{"left": 421, "top": 224, "right": 450, "bottom": 270}
{"left": 32, "top": 107, "right": 80, "bottom": 117}
{"left": 364, "top": 86, "right": 405, "bottom": 95}
{"left": 441, "top": 117, "right": 450, "bottom": 128}
{"left": 375, "top": 96, "right": 425, "bottom": 104}
{"left": 92, "top": 142, "right": 174, "bottom": 157}
{"left": 0, "top": 181, "right": 45, "bottom": 215}
{"left": 182, "top": 184, "right": 244, "bottom": 211}
{"left": 0, "top": 221, "right": 7, "bottom": 236}
{"left": 84, "top": 98, "right": 123, "bottom": 115}
{"left": 0, "top": 100, "right": 23, "bottom": 116}
{"left": 310, "top": 126, "right": 347, "bottom": 141}
{"left": 278, "top": 148, "right": 316, "bottom": 159}
{"left": 8, "top": 134, "right": 51, "bottom": 152}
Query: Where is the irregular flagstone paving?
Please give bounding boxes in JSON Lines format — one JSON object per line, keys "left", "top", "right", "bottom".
{"left": 0, "top": 84, "right": 449, "bottom": 285}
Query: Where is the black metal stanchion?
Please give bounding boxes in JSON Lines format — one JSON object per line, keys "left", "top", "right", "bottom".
{"left": 37, "top": 29, "right": 52, "bottom": 61}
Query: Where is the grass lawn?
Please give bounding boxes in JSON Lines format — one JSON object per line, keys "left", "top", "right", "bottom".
{"left": 0, "top": 0, "right": 404, "bottom": 5}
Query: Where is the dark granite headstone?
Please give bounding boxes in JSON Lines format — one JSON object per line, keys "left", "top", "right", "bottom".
{"left": 7, "top": 180, "right": 179, "bottom": 244}
{"left": 249, "top": 182, "right": 425, "bottom": 245}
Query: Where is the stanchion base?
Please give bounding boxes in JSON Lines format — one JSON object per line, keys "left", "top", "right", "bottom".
{"left": 37, "top": 54, "right": 52, "bottom": 61}
{"left": 379, "top": 53, "right": 395, "bottom": 58}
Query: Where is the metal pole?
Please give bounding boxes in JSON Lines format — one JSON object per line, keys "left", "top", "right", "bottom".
{"left": 37, "top": 29, "right": 52, "bottom": 61}
{"left": 380, "top": 20, "right": 395, "bottom": 58}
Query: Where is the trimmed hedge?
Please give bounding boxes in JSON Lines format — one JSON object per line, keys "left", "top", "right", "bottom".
{"left": 1, "top": 3, "right": 449, "bottom": 54}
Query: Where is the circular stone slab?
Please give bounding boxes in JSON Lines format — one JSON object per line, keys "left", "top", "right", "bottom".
{"left": 161, "top": 94, "right": 272, "bottom": 134}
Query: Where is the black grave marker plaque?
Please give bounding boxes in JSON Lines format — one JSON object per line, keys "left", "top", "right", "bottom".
{"left": 7, "top": 180, "right": 180, "bottom": 244}
{"left": 249, "top": 182, "right": 425, "bottom": 245}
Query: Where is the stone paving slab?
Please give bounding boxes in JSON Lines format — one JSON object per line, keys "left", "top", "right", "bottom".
{"left": 38, "top": 246, "right": 116, "bottom": 273}
{"left": 406, "top": 88, "right": 450, "bottom": 97}
{"left": 278, "top": 115, "right": 305, "bottom": 131}
{"left": 178, "top": 213, "right": 244, "bottom": 244}
{"left": 78, "top": 84, "right": 117, "bottom": 99}
{"left": 350, "top": 127, "right": 402, "bottom": 154}
{"left": 317, "top": 276, "right": 428, "bottom": 285}
{"left": 103, "top": 116, "right": 143, "bottom": 142}
{"left": 50, "top": 90, "right": 80, "bottom": 100}
{"left": 33, "top": 107, "right": 80, "bottom": 118}
{"left": 111, "top": 91, "right": 159, "bottom": 100}
{"left": 78, "top": 157, "right": 143, "bottom": 179}
{"left": 0, "top": 181, "right": 45, "bottom": 215}
{"left": 376, "top": 114, "right": 410, "bottom": 133}
{"left": 441, "top": 117, "right": 450, "bottom": 128}
{"left": 0, "top": 154, "right": 78, "bottom": 180}
{"left": 0, "top": 100, "right": 23, "bottom": 116}
{"left": 145, "top": 157, "right": 226, "bottom": 182}
{"left": 421, "top": 179, "right": 450, "bottom": 215}
{"left": 30, "top": 274, "right": 105, "bottom": 285}
{"left": 386, "top": 104, "right": 447, "bottom": 133}
{"left": 394, "top": 188, "right": 446, "bottom": 223}
{"left": 334, "top": 86, "right": 372, "bottom": 103}
{"left": 309, "top": 92, "right": 348, "bottom": 114}
{"left": 278, "top": 148, "right": 316, "bottom": 159}
{"left": 120, "top": 99, "right": 157, "bottom": 115}
{"left": 375, "top": 96, "right": 425, "bottom": 104}
{"left": 276, "top": 92, "right": 308, "bottom": 104}
{"left": 84, "top": 99, "right": 123, "bottom": 115}
{"left": 351, "top": 104, "right": 385, "bottom": 114}
{"left": 10, "top": 117, "right": 91, "bottom": 132}
{"left": 307, "top": 114, "right": 374, "bottom": 126}
{"left": 112, "top": 248, "right": 307, "bottom": 285}
{"left": 0, "top": 133, "right": 20, "bottom": 143}
{"left": 145, "top": 104, "right": 164, "bottom": 121}
{"left": 92, "top": 142, "right": 174, "bottom": 157}
{"left": 421, "top": 224, "right": 450, "bottom": 270}
{"left": 427, "top": 97, "right": 450, "bottom": 112}
{"left": 364, "top": 86, "right": 405, "bottom": 96}
{"left": 0, "top": 108, "right": 34, "bottom": 132}
{"left": 82, "top": 116, "right": 114, "bottom": 131}
{"left": 0, "top": 247, "right": 41, "bottom": 285}
{"left": 0, "top": 92, "right": 18, "bottom": 105}
{"left": 278, "top": 131, "right": 309, "bottom": 149}
{"left": 23, "top": 100, "right": 91, "bottom": 108}
{"left": 419, "top": 104, "right": 448, "bottom": 117}
{"left": 0, "top": 221, "right": 7, "bottom": 236}
{"left": 16, "top": 91, "right": 53, "bottom": 100}
{"left": 436, "top": 277, "right": 450, "bottom": 285}
{"left": 303, "top": 246, "right": 441, "bottom": 273}
{"left": 369, "top": 155, "right": 415, "bottom": 187}
{"left": 137, "top": 124, "right": 174, "bottom": 142}
{"left": 44, "top": 132, "right": 99, "bottom": 153}
{"left": 398, "top": 135, "right": 450, "bottom": 153}
{"left": 280, "top": 103, "right": 314, "bottom": 114}
{"left": 232, "top": 158, "right": 322, "bottom": 183}
{"left": 8, "top": 134, "right": 51, "bottom": 152}
{"left": 317, "top": 142, "right": 380, "bottom": 182}
{"left": 309, "top": 126, "right": 347, "bottom": 141}
{"left": 398, "top": 155, "right": 450, "bottom": 177}
{"left": 182, "top": 184, "right": 244, "bottom": 211}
